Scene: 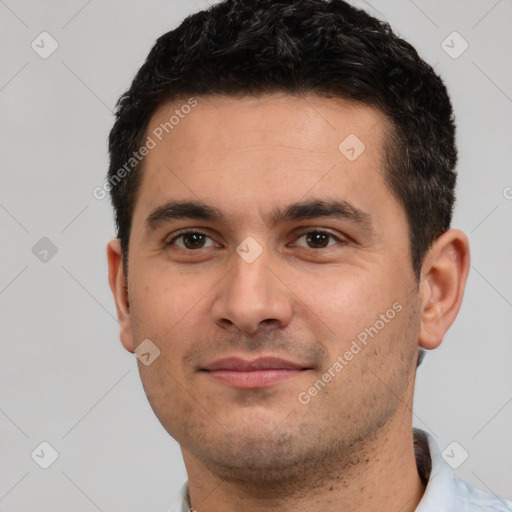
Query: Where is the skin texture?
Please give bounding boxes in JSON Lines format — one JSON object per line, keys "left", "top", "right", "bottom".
{"left": 107, "top": 94, "right": 470, "bottom": 512}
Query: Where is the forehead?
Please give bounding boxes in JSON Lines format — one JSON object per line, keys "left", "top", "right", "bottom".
{"left": 131, "top": 94, "right": 401, "bottom": 233}
{"left": 145, "top": 94, "right": 388, "bottom": 158}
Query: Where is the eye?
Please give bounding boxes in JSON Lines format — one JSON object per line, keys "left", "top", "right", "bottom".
{"left": 166, "top": 231, "right": 217, "bottom": 250}
{"left": 292, "top": 229, "right": 346, "bottom": 249}
{"left": 164, "top": 228, "right": 346, "bottom": 252}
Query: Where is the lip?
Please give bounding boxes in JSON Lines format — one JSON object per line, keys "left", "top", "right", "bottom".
{"left": 202, "top": 357, "right": 310, "bottom": 388}
{"left": 204, "top": 356, "right": 306, "bottom": 371}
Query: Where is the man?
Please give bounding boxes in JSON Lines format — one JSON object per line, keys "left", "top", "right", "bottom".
{"left": 106, "top": 0, "right": 511, "bottom": 510}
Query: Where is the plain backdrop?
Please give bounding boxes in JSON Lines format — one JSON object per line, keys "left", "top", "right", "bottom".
{"left": 1, "top": 1, "right": 511, "bottom": 510}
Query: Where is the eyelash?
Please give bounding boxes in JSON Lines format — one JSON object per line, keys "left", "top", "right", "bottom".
{"left": 165, "top": 228, "right": 346, "bottom": 251}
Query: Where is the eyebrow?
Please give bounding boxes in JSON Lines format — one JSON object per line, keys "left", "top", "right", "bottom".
{"left": 144, "top": 198, "right": 374, "bottom": 235}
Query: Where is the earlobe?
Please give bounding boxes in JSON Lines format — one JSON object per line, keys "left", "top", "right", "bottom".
{"left": 107, "top": 239, "right": 135, "bottom": 353}
{"left": 418, "top": 229, "right": 470, "bottom": 350}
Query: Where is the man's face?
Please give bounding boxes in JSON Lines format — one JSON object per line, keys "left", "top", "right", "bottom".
{"left": 116, "top": 94, "right": 422, "bottom": 480}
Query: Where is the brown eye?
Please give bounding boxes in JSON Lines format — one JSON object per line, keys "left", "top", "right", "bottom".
{"left": 293, "top": 229, "right": 345, "bottom": 249}
{"left": 166, "top": 231, "right": 216, "bottom": 250}
{"left": 306, "top": 231, "right": 330, "bottom": 248}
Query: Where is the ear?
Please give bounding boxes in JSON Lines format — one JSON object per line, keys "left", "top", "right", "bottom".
{"left": 418, "top": 229, "right": 470, "bottom": 350}
{"left": 107, "top": 239, "right": 135, "bottom": 353}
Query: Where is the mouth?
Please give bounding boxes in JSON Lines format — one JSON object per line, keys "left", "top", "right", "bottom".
{"left": 201, "top": 356, "right": 311, "bottom": 388}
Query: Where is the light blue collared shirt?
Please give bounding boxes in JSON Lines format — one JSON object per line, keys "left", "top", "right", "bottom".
{"left": 168, "top": 428, "right": 512, "bottom": 511}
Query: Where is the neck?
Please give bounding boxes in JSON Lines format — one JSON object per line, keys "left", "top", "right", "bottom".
{"left": 182, "top": 414, "right": 425, "bottom": 512}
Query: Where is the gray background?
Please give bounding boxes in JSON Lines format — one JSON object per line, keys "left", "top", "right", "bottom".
{"left": 1, "top": 0, "right": 511, "bottom": 510}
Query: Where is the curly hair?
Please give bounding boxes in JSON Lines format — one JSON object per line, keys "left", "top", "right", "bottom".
{"left": 108, "top": 0, "right": 457, "bottom": 282}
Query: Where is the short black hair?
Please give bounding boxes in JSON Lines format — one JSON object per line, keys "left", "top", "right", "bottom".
{"left": 108, "top": 0, "right": 457, "bottom": 281}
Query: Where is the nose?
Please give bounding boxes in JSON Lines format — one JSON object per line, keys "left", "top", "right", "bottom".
{"left": 211, "top": 250, "right": 293, "bottom": 335}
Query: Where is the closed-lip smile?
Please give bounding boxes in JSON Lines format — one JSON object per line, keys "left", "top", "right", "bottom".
{"left": 202, "top": 356, "right": 310, "bottom": 388}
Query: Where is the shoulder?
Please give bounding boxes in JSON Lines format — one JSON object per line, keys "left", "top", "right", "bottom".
{"left": 451, "top": 477, "right": 512, "bottom": 511}
{"left": 414, "top": 428, "right": 512, "bottom": 512}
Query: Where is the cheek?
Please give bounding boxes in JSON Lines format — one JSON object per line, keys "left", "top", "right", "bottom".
{"left": 288, "top": 265, "right": 396, "bottom": 343}
{"left": 128, "top": 266, "right": 213, "bottom": 340}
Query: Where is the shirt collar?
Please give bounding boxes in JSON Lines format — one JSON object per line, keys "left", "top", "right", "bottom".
{"left": 413, "top": 427, "right": 456, "bottom": 510}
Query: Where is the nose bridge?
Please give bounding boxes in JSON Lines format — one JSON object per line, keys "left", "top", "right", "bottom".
{"left": 231, "top": 250, "right": 271, "bottom": 299}
{"left": 212, "top": 243, "right": 292, "bottom": 333}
